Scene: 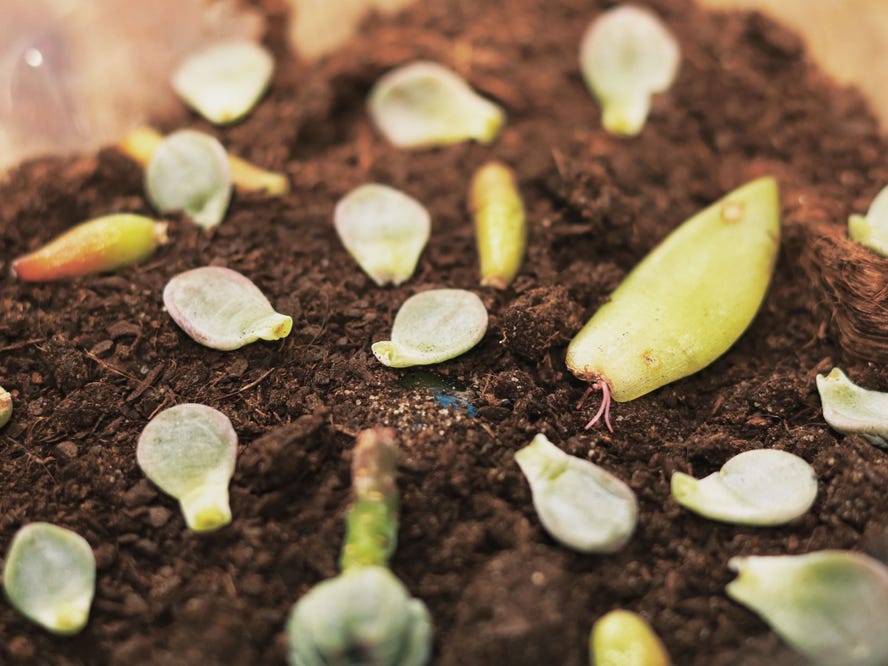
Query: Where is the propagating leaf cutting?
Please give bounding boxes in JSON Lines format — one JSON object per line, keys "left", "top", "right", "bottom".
{"left": 671, "top": 449, "right": 817, "bottom": 526}
{"left": 146, "top": 129, "right": 233, "bottom": 229}
{"left": 367, "top": 60, "right": 505, "bottom": 148}
{"left": 164, "top": 266, "right": 293, "bottom": 350}
{"left": 470, "top": 161, "right": 527, "bottom": 289}
{"left": 137, "top": 403, "right": 238, "bottom": 532}
{"left": 727, "top": 551, "right": 888, "bottom": 665}
{"left": 566, "top": 176, "right": 780, "bottom": 430}
{"left": 514, "top": 433, "right": 637, "bottom": 553}
{"left": 848, "top": 183, "right": 888, "bottom": 256}
{"left": 579, "top": 4, "right": 680, "bottom": 136}
{"left": 334, "top": 183, "right": 431, "bottom": 286}
{"left": 3, "top": 523, "right": 96, "bottom": 635}
{"left": 286, "top": 428, "right": 432, "bottom": 666}
{"left": 590, "top": 609, "right": 672, "bottom": 666}
{"left": 0, "top": 385, "right": 12, "bottom": 429}
{"left": 11, "top": 214, "right": 168, "bottom": 282}
{"left": 372, "top": 289, "right": 488, "bottom": 367}
{"left": 816, "top": 367, "right": 888, "bottom": 448}
{"left": 172, "top": 40, "right": 274, "bottom": 125}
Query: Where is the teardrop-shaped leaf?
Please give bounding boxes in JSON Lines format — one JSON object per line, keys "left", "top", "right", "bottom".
{"left": 590, "top": 609, "right": 672, "bottom": 666}
{"left": 3, "top": 523, "right": 95, "bottom": 635}
{"left": 334, "top": 184, "right": 430, "bottom": 286}
{"left": 368, "top": 60, "right": 505, "bottom": 148}
{"left": 579, "top": 5, "right": 680, "bottom": 136}
{"left": 146, "top": 129, "right": 232, "bottom": 229}
{"left": 727, "top": 551, "right": 888, "bottom": 665}
{"left": 671, "top": 449, "right": 817, "bottom": 526}
{"left": 163, "top": 266, "right": 293, "bottom": 351}
{"left": 514, "top": 433, "right": 637, "bottom": 553}
{"left": 848, "top": 184, "right": 888, "bottom": 257}
{"left": 372, "top": 289, "right": 488, "bottom": 368}
{"left": 172, "top": 40, "right": 274, "bottom": 125}
{"left": 817, "top": 367, "right": 888, "bottom": 448}
{"left": 137, "top": 403, "right": 238, "bottom": 532}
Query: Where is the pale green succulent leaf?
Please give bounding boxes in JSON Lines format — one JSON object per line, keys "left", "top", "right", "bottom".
{"left": 334, "top": 184, "right": 430, "bottom": 286}
{"left": 817, "top": 368, "right": 888, "bottom": 448}
{"left": 590, "top": 609, "right": 671, "bottom": 666}
{"left": 579, "top": 4, "right": 680, "bottom": 136}
{"left": 670, "top": 449, "right": 817, "bottom": 526}
{"left": 727, "top": 551, "right": 888, "bottom": 665}
{"left": 287, "top": 566, "right": 432, "bottom": 666}
{"left": 172, "top": 40, "right": 273, "bottom": 125}
{"left": 372, "top": 289, "right": 488, "bottom": 367}
{"left": 146, "top": 129, "right": 232, "bottom": 229}
{"left": 848, "top": 184, "right": 888, "bottom": 256}
{"left": 164, "top": 266, "right": 293, "bottom": 351}
{"left": 137, "top": 403, "right": 238, "bottom": 532}
{"left": 515, "top": 433, "right": 637, "bottom": 553}
{"left": 368, "top": 60, "right": 505, "bottom": 148}
{"left": 3, "top": 523, "right": 95, "bottom": 635}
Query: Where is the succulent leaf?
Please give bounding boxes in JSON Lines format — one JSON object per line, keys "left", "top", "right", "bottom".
{"left": 591, "top": 609, "right": 672, "bottom": 666}
{"left": 816, "top": 367, "right": 888, "bottom": 448}
{"left": 848, "top": 184, "right": 888, "bottom": 256}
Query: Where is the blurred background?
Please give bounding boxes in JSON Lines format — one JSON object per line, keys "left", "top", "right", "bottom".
{"left": 2, "top": 0, "right": 887, "bottom": 173}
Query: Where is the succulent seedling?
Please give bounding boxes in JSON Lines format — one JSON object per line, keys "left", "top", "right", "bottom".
{"left": 566, "top": 177, "right": 780, "bottom": 430}
{"left": 671, "top": 449, "right": 817, "bottom": 526}
{"left": 286, "top": 428, "right": 432, "bottom": 666}
{"left": 3, "top": 523, "right": 96, "bottom": 635}
{"left": 579, "top": 4, "right": 680, "bottom": 136}
{"left": 372, "top": 289, "right": 488, "bottom": 367}
{"left": 590, "top": 609, "right": 671, "bottom": 666}
{"left": 514, "top": 433, "right": 637, "bottom": 553}
{"left": 334, "top": 183, "right": 431, "bottom": 286}
{"left": 848, "top": 184, "right": 888, "bottom": 256}
{"left": 146, "top": 129, "right": 232, "bottom": 229}
{"left": 11, "top": 214, "right": 168, "bottom": 282}
{"left": 137, "top": 403, "right": 238, "bottom": 532}
{"left": 470, "top": 161, "right": 527, "bottom": 289}
{"left": 816, "top": 367, "right": 888, "bottom": 448}
{"left": 0, "top": 385, "right": 12, "bottom": 428}
{"left": 368, "top": 60, "right": 505, "bottom": 148}
{"left": 172, "top": 40, "right": 274, "bottom": 125}
{"left": 120, "top": 126, "right": 289, "bottom": 195}
{"left": 727, "top": 551, "right": 888, "bottom": 665}
{"left": 163, "top": 266, "right": 293, "bottom": 351}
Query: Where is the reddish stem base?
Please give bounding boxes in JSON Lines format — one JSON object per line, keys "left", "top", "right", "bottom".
{"left": 576, "top": 381, "right": 613, "bottom": 432}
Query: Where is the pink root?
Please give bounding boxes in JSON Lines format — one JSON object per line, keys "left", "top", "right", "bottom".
{"left": 577, "top": 381, "right": 614, "bottom": 432}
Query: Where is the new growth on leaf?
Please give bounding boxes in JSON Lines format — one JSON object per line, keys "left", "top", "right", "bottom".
{"left": 368, "top": 60, "right": 505, "bottom": 148}
{"left": 163, "top": 266, "right": 293, "bottom": 351}
{"left": 137, "top": 403, "right": 238, "bottom": 532}
{"left": 3, "top": 523, "right": 96, "bottom": 635}
{"left": 590, "top": 609, "right": 672, "bottom": 666}
{"left": 579, "top": 4, "right": 680, "bottom": 136}
{"left": 515, "top": 433, "right": 637, "bottom": 553}
{"left": 848, "top": 184, "right": 888, "bottom": 257}
{"left": 334, "top": 183, "right": 431, "bottom": 286}
{"left": 11, "top": 214, "right": 168, "bottom": 282}
{"left": 470, "top": 161, "right": 527, "bottom": 289}
{"left": 286, "top": 428, "right": 432, "bottom": 666}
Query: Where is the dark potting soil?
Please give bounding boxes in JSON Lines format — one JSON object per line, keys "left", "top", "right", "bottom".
{"left": 1, "top": 0, "right": 886, "bottom": 664}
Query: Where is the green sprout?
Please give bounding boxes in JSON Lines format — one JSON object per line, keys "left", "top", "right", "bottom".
{"left": 566, "top": 176, "right": 780, "bottom": 430}
{"left": 671, "top": 449, "right": 817, "bottom": 526}
{"left": 514, "top": 433, "right": 637, "bottom": 553}
{"left": 163, "top": 266, "right": 293, "bottom": 351}
{"left": 848, "top": 184, "right": 888, "bottom": 256}
{"left": 590, "top": 609, "right": 671, "bottom": 666}
{"left": 172, "top": 40, "right": 274, "bottom": 125}
{"left": 816, "top": 367, "right": 888, "bottom": 449}
{"left": 286, "top": 428, "right": 432, "bottom": 666}
{"left": 579, "top": 4, "right": 680, "bottom": 136}
{"left": 334, "top": 184, "right": 431, "bottom": 286}
{"left": 727, "top": 551, "right": 888, "bottom": 665}
{"left": 136, "top": 403, "right": 238, "bottom": 532}
{"left": 146, "top": 129, "right": 232, "bottom": 229}
{"left": 0, "top": 385, "right": 11, "bottom": 428}
{"left": 372, "top": 289, "right": 488, "bottom": 368}
{"left": 367, "top": 60, "right": 505, "bottom": 148}
{"left": 3, "top": 523, "right": 96, "bottom": 635}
